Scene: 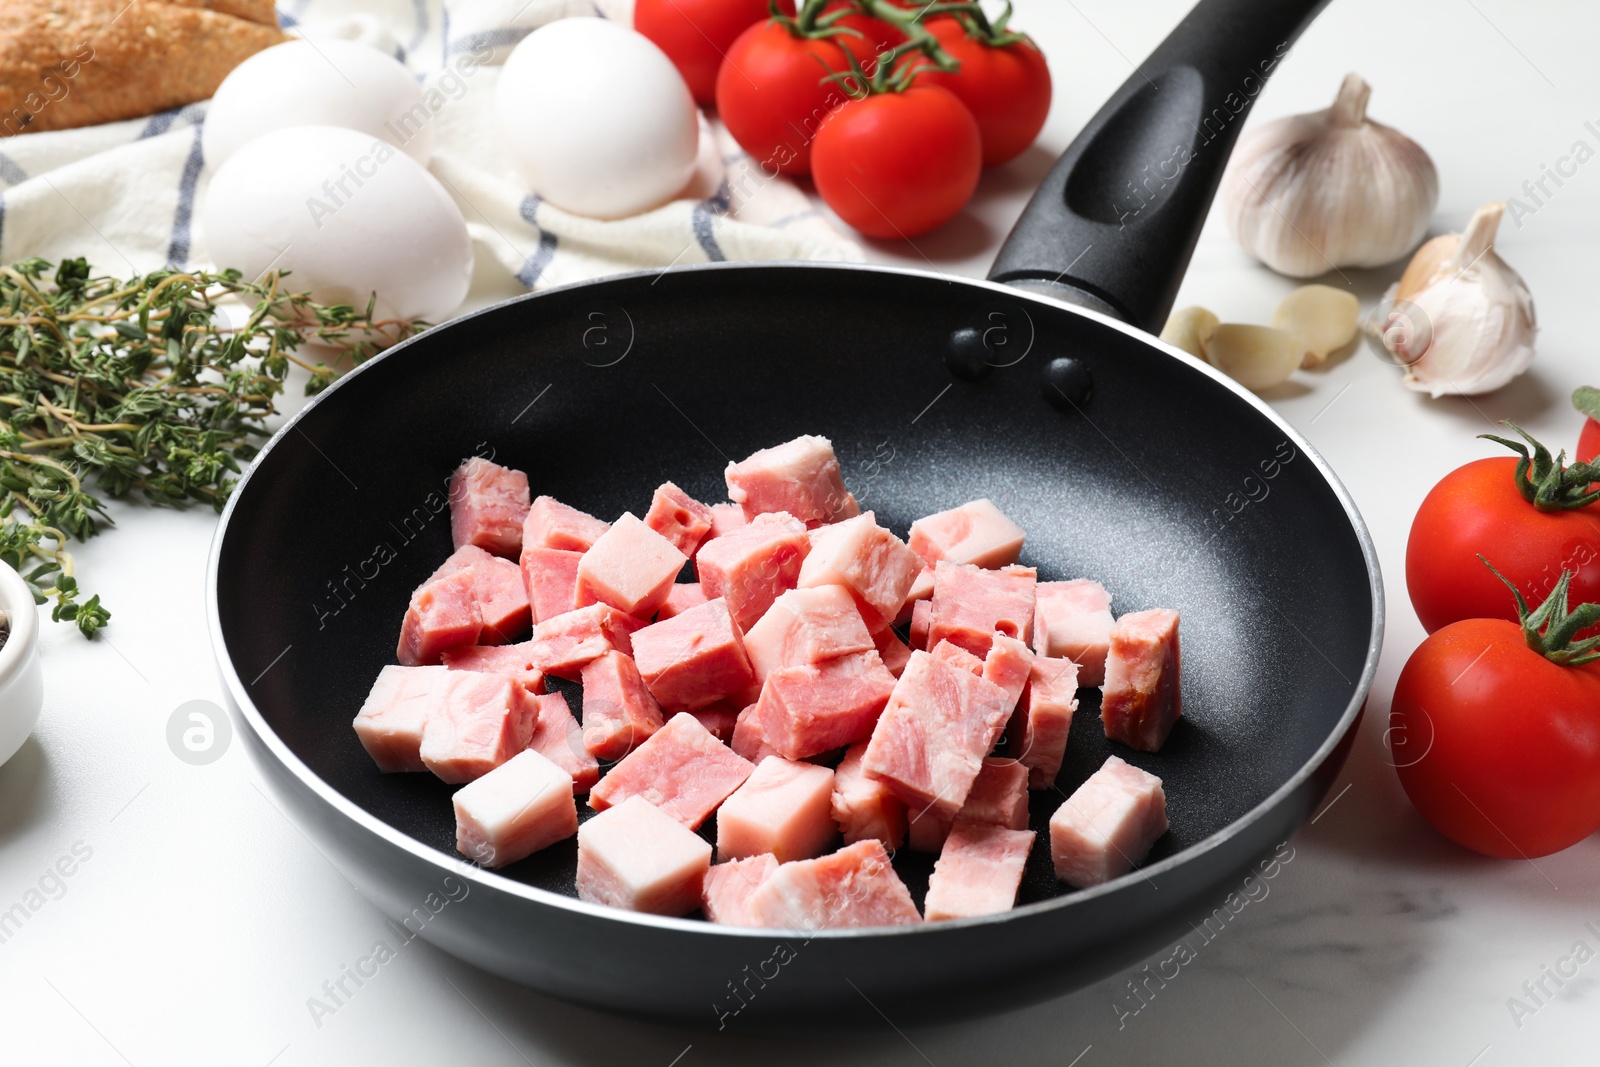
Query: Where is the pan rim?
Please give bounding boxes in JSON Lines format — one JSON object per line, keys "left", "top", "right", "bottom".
{"left": 206, "top": 259, "right": 1385, "bottom": 941}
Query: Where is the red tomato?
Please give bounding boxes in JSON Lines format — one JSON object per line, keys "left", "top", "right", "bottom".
{"left": 717, "top": 19, "right": 857, "bottom": 176}
{"left": 635, "top": 0, "right": 795, "bottom": 106}
{"left": 821, "top": 1, "right": 906, "bottom": 71}
{"left": 916, "top": 17, "right": 1052, "bottom": 167}
{"left": 1581, "top": 417, "right": 1599, "bottom": 465}
{"left": 1391, "top": 616, "right": 1600, "bottom": 858}
{"left": 811, "top": 84, "right": 981, "bottom": 238}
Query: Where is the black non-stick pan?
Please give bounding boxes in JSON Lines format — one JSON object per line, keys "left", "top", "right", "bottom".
{"left": 208, "top": 0, "right": 1380, "bottom": 1029}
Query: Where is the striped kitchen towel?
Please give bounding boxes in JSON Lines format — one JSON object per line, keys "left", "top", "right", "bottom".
{"left": 0, "top": 0, "right": 862, "bottom": 306}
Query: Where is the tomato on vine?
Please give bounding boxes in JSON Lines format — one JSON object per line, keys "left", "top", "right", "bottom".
{"left": 635, "top": 0, "right": 796, "bottom": 106}
{"left": 1577, "top": 386, "right": 1600, "bottom": 465}
{"left": 917, "top": 6, "right": 1052, "bottom": 166}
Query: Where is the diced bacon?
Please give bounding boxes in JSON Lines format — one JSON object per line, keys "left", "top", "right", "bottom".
{"left": 907, "top": 498, "right": 1026, "bottom": 569}
{"left": 580, "top": 650, "right": 666, "bottom": 760}
{"left": 742, "top": 585, "right": 874, "bottom": 683}
{"left": 523, "top": 604, "right": 643, "bottom": 681}
{"left": 352, "top": 665, "right": 452, "bottom": 772}
{"left": 440, "top": 643, "right": 546, "bottom": 692}
{"left": 575, "top": 512, "right": 687, "bottom": 619}
{"left": 924, "top": 821, "right": 1034, "bottom": 921}
{"left": 1007, "top": 656, "right": 1079, "bottom": 788}
{"left": 707, "top": 502, "right": 747, "bottom": 539}
{"left": 895, "top": 566, "right": 936, "bottom": 626}
{"left": 657, "top": 582, "right": 709, "bottom": 620}
{"left": 927, "top": 560, "right": 1036, "bottom": 657}
{"left": 910, "top": 598, "right": 932, "bottom": 650}
{"left": 427, "top": 544, "right": 531, "bottom": 644}
{"left": 631, "top": 598, "right": 756, "bottom": 713}
{"left": 448, "top": 457, "right": 530, "bottom": 559}
{"left": 982, "top": 634, "right": 1035, "bottom": 713}
{"left": 873, "top": 626, "right": 912, "bottom": 678}
{"left": 796, "top": 512, "right": 922, "bottom": 629}
{"left": 1101, "top": 609, "right": 1182, "bottom": 752}
{"left": 690, "top": 701, "right": 741, "bottom": 743}
{"left": 831, "top": 741, "right": 907, "bottom": 849}
{"left": 576, "top": 796, "right": 712, "bottom": 916}
{"left": 1050, "top": 755, "right": 1167, "bottom": 887}
{"left": 861, "top": 650, "right": 1013, "bottom": 820}
{"left": 931, "top": 639, "right": 984, "bottom": 676}
{"left": 724, "top": 434, "right": 855, "bottom": 525}
{"left": 418, "top": 671, "right": 530, "bottom": 784}
{"left": 730, "top": 702, "right": 780, "bottom": 763}
{"left": 694, "top": 511, "right": 810, "bottom": 629}
{"left": 702, "top": 854, "right": 780, "bottom": 925}
{"left": 524, "top": 495, "right": 610, "bottom": 552}
{"left": 744, "top": 840, "right": 921, "bottom": 929}
{"left": 755, "top": 649, "right": 896, "bottom": 760}
{"left": 520, "top": 546, "right": 582, "bottom": 624}
{"left": 1033, "top": 579, "right": 1114, "bottom": 686}
{"left": 644, "top": 481, "right": 715, "bottom": 556}
{"left": 717, "top": 756, "right": 837, "bottom": 862}
{"left": 588, "top": 712, "right": 755, "bottom": 829}
{"left": 453, "top": 749, "right": 577, "bottom": 868}
{"left": 523, "top": 691, "right": 599, "bottom": 793}
{"left": 397, "top": 569, "right": 482, "bottom": 666}
{"left": 908, "top": 756, "right": 1029, "bottom": 851}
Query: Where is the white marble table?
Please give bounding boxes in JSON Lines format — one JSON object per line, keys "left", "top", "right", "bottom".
{"left": 4, "top": 0, "right": 1600, "bottom": 1063}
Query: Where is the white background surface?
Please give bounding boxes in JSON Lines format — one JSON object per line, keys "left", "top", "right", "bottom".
{"left": 4, "top": 0, "right": 1600, "bottom": 1064}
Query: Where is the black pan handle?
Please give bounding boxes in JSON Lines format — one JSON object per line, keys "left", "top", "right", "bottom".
{"left": 987, "top": 0, "right": 1333, "bottom": 332}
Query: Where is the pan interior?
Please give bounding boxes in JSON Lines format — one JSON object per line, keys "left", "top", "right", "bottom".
{"left": 216, "top": 265, "right": 1372, "bottom": 911}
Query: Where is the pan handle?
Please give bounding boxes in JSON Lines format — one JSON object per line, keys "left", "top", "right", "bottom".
{"left": 986, "top": 0, "right": 1332, "bottom": 332}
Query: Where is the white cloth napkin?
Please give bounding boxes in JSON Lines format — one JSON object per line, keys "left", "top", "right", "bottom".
{"left": 0, "top": 0, "right": 862, "bottom": 296}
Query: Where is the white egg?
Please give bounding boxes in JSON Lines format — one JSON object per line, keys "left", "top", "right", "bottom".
{"left": 201, "top": 125, "right": 472, "bottom": 322}
{"left": 203, "top": 39, "right": 436, "bottom": 168}
{"left": 495, "top": 18, "right": 698, "bottom": 220}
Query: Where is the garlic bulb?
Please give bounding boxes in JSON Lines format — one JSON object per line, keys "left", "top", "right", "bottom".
{"left": 1381, "top": 201, "right": 1536, "bottom": 397}
{"left": 1221, "top": 73, "right": 1439, "bottom": 277}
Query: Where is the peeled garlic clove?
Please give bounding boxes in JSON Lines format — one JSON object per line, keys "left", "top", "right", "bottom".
{"left": 1272, "top": 284, "right": 1359, "bottom": 367}
{"left": 1221, "top": 73, "right": 1439, "bottom": 278}
{"left": 1202, "top": 324, "right": 1302, "bottom": 391}
{"left": 1387, "top": 201, "right": 1537, "bottom": 397}
{"left": 1160, "top": 306, "right": 1219, "bottom": 359}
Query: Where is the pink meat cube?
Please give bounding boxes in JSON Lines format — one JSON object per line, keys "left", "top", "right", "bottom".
{"left": 931, "top": 639, "right": 984, "bottom": 676}
{"left": 908, "top": 755, "right": 1029, "bottom": 851}
{"left": 924, "top": 821, "right": 1034, "bottom": 921}
{"left": 982, "top": 634, "right": 1035, "bottom": 712}
{"left": 440, "top": 643, "right": 546, "bottom": 692}
{"left": 1008, "top": 656, "right": 1079, "bottom": 788}
{"left": 657, "top": 582, "right": 709, "bottom": 620}
{"left": 694, "top": 511, "right": 810, "bottom": 629}
{"left": 397, "top": 569, "right": 481, "bottom": 666}
{"left": 701, "top": 854, "right": 780, "bottom": 925}
{"left": 1034, "top": 579, "right": 1115, "bottom": 686}
{"left": 861, "top": 650, "right": 1013, "bottom": 820}
{"left": 427, "top": 544, "right": 531, "bottom": 645}
{"left": 724, "top": 434, "right": 855, "bottom": 525}
{"left": 631, "top": 598, "right": 756, "bottom": 713}
{"left": 717, "top": 756, "right": 836, "bottom": 862}
{"left": 910, "top": 598, "right": 932, "bottom": 650}
{"left": 1101, "top": 609, "right": 1182, "bottom": 751}
{"left": 352, "top": 665, "right": 452, "bottom": 772}
{"left": 927, "top": 561, "right": 1037, "bottom": 657}
{"left": 448, "top": 457, "right": 530, "bottom": 559}
{"left": 453, "top": 749, "right": 577, "bottom": 868}
{"left": 742, "top": 585, "right": 875, "bottom": 683}
{"left": 873, "top": 626, "right": 912, "bottom": 678}
{"left": 756, "top": 650, "right": 897, "bottom": 760}
{"left": 580, "top": 650, "right": 666, "bottom": 760}
{"left": 525, "top": 603, "right": 643, "bottom": 680}
{"left": 690, "top": 701, "right": 742, "bottom": 743}
{"left": 524, "top": 495, "right": 609, "bottom": 552}
{"left": 907, "top": 498, "right": 1026, "bottom": 568}
{"left": 418, "top": 671, "right": 530, "bottom": 784}
{"left": 1050, "top": 755, "right": 1168, "bottom": 887}
{"left": 576, "top": 796, "right": 712, "bottom": 916}
{"left": 895, "top": 566, "right": 936, "bottom": 626}
{"left": 707, "top": 502, "right": 748, "bottom": 540}
{"left": 575, "top": 512, "right": 687, "bottom": 619}
{"left": 831, "top": 741, "right": 907, "bottom": 849}
{"left": 731, "top": 702, "right": 780, "bottom": 763}
{"left": 744, "top": 840, "right": 921, "bottom": 929}
{"left": 524, "top": 690, "right": 600, "bottom": 794}
{"left": 520, "top": 546, "right": 582, "bottom": 624}
{"left": 644, "top": 481, "right": 715, "bottom": 556}
{"left": 796, "top": 512, "right": 922, "bottom": 629}
{"left": 588, "top": 712, "right": 755, "bottom": 829}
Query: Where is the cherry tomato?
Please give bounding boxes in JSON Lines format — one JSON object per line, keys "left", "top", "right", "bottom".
{"left": 811, "top": 83, "right": 981, "bottom": 238}
{"left": 635, "top": 0, "right": 795, "bottom": 106}
{"left": 916, "top": 17, "right": 1051, "bottom": 167}
{"left": 821, "top": 1, "right": 906, "bottom": 71}
{"left": 717, "top": 19, "right": 855, "bottom": 176}
{"left": 1391, "top": 615, "right": 1600, "bottom": 858}
{"left": 1582, "top": 417, "right": 1600, "bottom": 465}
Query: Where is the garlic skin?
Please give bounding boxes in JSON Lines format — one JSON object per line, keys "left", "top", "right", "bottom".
{"left": 1221, "top": 74, "right": 1439, "bottom": 278}
{"left": 1383, "top": 201, "right": 1537, "bottom": 397}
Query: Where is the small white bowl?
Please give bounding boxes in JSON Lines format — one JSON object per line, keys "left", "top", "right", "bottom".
{"left": 0, "top": 561, "right": 43, "bottom": 767}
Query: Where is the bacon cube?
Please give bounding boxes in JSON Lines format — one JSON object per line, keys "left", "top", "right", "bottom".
{"left": 575, "top": 512, "right": 687, "bottom": 619}
{"left": 908, "top": 756, "right": 1029, "bottom": 852}
{"left": 520, "top": 546, "right": 582, "bottom": 624}
{"left": 448, "top": 457, "right": 530, "bottom": 559}
{"left": 523, "top": 495, "right": 609, "bottom": 552}
{"left": 910, "top": 598, "right": 932, "bottom": 650}
{"left": 701, "top": 854, "right": 780, "bottom": 925}
{"left": 1034, "top": 579, "right": 1115, "bottom": 686}
{"left": 1007, "top": 656, "right": 1079, "bottom": 788}
{"left": 730, "top": 702, "right": 780, "bottom": 763}
{"left": 644, "top": 481, "right": 715, "bottom": 556}
{"left": 756, "top": 650, "right": 896, "bottom": 760}
{"left": 742, "top": 585, "right": 875, "bottom": 683}
{"left": 717, "top": 756, "right": 837, "bottom": 862}
{"left": 796, "top": 512, "right": 922, "bottom": 629}
{"left": 397, "top": 569, "right": 481, "bottom": 666}
{"left": 418, "top": 671, "right": 530, "bottom": 784}
{"left": 707, "top": 502, "right": 747, "bottom": 540}
{"left": 724, "top": 434, "right": 855, "bottom": 525}
{"left": 831, "top": 741, "right": 907, "bottom": 849}
{"left": 523, "top": 603, "right": 643, "bottom": 680}
{"left": 744, "top": 840, "right": 921, "bottom": 929}
{"left": 428, "top": 544, "right": 531, "bottom": 644}
{"left": 982, "top": 634, "right": 1035, "bottom": 712}
{"left": 1101, "top": 609, "right": 1182, "bottom": 752}
{"left": 694, "top": 511, "right": 810, "bottom": 629}
{"left": 931, "top": 639, "right": 984, "bottom": 676}
{"left": 657, "top": 582, "right": 709, "bottom": 620}
{"left": 924, "top": 821, "right": 1034, "bottom": 921}
{"left": 353, "top": 665, "right": 452, "bottom": 772}
{"left": 631, "top": 598, "right": 756, "bottom": 713}
{"left": 524, "top": 690, "right": 599, "bottom": 794}
{"left": 690, "top": 700, "right": 742, "bottom": 743}
{"left": 588, "top": 712, "right": 755, "bottom": 829}
{"left": 927, "top": 561, "right": 1037, "bottom": 657}
{"left": 895, "top": 566, "right": 936, "bottom": 626}
{"left": 580, "top": 650, "right": 665, "bottom": 760}
{"left": 576, "top": 796, "right": 712, "bottom": 916}
{"left": 453, "top": 749, "right": 577, "bottom": 868}
{"left": 907, "top": 498, "right": 1026, "bottom": 569}
{"left": 1050, "top": 755, "right": 1167, "bottom": 887}
{"left": 440, "top": 643, "right": 546, "bottom": 692}
{"left": 873, "top": 626, "right": 912, "bottom": 678}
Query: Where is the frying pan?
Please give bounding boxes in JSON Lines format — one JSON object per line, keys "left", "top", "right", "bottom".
{"left": 208, "top": 0, "right": 1380, "bottom": 1029}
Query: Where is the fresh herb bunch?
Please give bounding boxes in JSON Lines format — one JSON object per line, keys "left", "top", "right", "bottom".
{"left": 0, "top": 257, "right": 422, "bottom": 636}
